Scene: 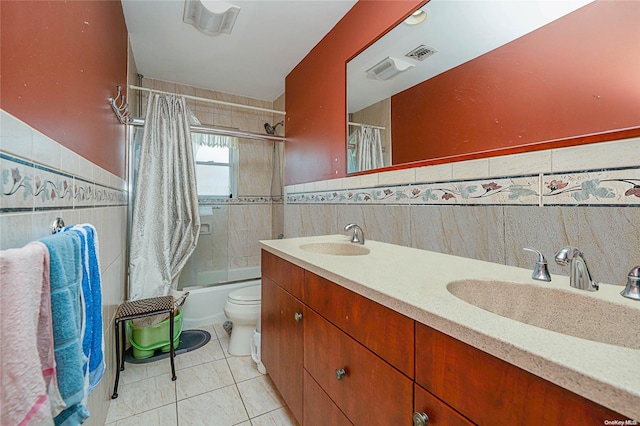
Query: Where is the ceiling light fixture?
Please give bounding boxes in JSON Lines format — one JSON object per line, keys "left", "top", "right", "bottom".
{"left": 404, "top": 9, "right": 427, "bottom": 26}
{"left": 183, "top": 0, "right": 241, "bottom": 36}
{"left": 366, "top": 57, "right": 415, "bottom": 81}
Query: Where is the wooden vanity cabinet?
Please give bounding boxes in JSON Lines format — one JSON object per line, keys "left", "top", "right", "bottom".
{"left": 261, "top": 250, "right": 626, "bottom": 425}
{"left": 261, "top": 251, "right": 305, "bottom": 422}
{"left": 415, "top": 323, "right": 624, "bottom": 425}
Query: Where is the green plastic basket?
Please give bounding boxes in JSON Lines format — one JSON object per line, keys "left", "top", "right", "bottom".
{"left": 126, "top": 310, "right": 183, "bottom": 359}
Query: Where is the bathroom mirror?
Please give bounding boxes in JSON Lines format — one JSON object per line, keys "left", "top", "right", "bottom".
{"left": 346, "top": 0, "right": 640, "bottom": 174}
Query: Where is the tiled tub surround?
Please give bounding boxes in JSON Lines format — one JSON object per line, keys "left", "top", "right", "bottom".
{"left": 260, "top": 234, "right": 640, "bottom": 419}
{"left": 1, "top": 110, "right": 127, "bottom": 426}
{"left": 284, "top": 137, "right": 640, "bottom": 287}
{"left": 191, "top": 197, "right": 278, "bottom": 276}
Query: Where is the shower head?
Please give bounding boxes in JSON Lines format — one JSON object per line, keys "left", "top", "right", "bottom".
{"left": 264, "top": 121, "right": 284, "bottom": 135}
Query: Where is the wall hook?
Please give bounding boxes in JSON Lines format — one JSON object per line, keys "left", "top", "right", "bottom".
{"left": 108, "top": 85, "right": 131, "bottom": 124}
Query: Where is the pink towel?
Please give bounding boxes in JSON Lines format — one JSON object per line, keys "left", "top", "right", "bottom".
{"left": 0, "top": 242, "right": 64, "bottom": 426}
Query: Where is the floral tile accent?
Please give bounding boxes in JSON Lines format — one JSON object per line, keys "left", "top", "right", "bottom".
{"left": 1, "top": 152, "right": 127, "bottom": 213}
{"left": 287, "top": 176, "right": 540, "bottom": 206}
{"left": 199, "top": 196, "right": 281, "bottom": 205}
{"left": 74, "top": 178, "right": 95, "bottom": 208}
{"left": 542, "top": 168, "right": 640, "bottom": 205}
{"left": 33, "top": 166, "right": 74, "bottom": 210}
{"left": 1, "top": 155, "right": 34, "bottom": 212}
{"left": 409, "top": 175, "right": 540, "bottom": 205}
{"left": 287, "top": 185, "right": 415, "bottom": 205}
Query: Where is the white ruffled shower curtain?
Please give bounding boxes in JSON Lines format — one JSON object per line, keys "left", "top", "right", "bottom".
{"left": 129, "top": 94, "right": 200, "bottom": 303}
{"left": 355, "top": 126, "right": 384, "bottom": 172}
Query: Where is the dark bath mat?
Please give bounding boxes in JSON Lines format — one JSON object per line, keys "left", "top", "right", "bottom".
{"left": 124, "top": 329, "right": 211, "bottom": 364}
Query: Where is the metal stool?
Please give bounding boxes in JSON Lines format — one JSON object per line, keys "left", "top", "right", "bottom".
{"left": 111, "top": 296, "right": 177, "bottom": 399}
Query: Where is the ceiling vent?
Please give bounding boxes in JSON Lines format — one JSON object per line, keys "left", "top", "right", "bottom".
{"left": 366, "top": 57, "right": 415, "bottom": 81}
{"left": 405, "top": 45, "right": 438, "bottom": 61}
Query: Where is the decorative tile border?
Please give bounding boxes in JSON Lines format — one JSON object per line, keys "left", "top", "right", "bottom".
{"left": 1, "top": 152, "right": 127, "bottom": 213}
{"left": 199, "top": 195, "right": 282, "bottom": 205}
{"left": 287, "top": 167, "right": 640, "bottom": 207}
{"left": 542, "top": 169, "right": 640, "bottom": 206}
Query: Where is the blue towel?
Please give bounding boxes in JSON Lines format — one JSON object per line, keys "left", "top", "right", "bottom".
{"left": 65, "top": 225, "right": 105, "bottom": 395}
{"left": 40, "top": 232, "right": 90, "bottom": 425}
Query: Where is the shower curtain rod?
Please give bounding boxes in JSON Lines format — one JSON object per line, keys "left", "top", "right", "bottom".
{"left": 129, "top": 85, "right": 285, "bottom": 116}
{"left": 348, "top": 121, "right": 386, "bottom": 131}
{"left": 128, "top": 118, "right": 286, "bottom": 142}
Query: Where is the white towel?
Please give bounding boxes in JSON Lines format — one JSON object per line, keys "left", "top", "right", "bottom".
{"left": 0, "top": 242, "right": 65, "bottom": 426}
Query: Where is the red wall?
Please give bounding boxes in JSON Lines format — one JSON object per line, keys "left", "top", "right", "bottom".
{"left": 284, "top": 0, "right": 424, "bottom": 185}
{"left": 1, "top": 1, "right": 128, "bottom": 178}
{"left": 391, "top": 1, "right": 640, "bottom": 165}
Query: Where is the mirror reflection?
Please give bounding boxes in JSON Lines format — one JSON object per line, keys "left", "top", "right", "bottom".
{"left": 346, "top": 0, "right": 639, "bottom": 174}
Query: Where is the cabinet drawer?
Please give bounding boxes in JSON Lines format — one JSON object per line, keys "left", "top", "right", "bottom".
{"left": 414, "top": 384, "right": 473, "bottom": 426}
{"left": 415, "top": 323, "right": 623, "bottom": 425}
{"left": 305, "top": 271, "right": 414, "bottom": 377}
{"left": 303, "top": 370, "right": 353, "bottom": 426}
{"left": 304, "top": 307, "right": 413, "bottom": 425}
{"left": 261, "top": 250, "right": 304, "bottom": 299}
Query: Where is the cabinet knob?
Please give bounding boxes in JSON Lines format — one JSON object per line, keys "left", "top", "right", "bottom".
{"left": 412, "top": 412, "right": 429, "bottom": 426}
{"left": 294, "top": 312, "right": 303, "bottom": 322}
{"left": 335, "top": 368, "right": 347, "bottom": 380}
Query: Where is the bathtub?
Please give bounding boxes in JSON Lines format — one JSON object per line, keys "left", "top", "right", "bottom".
{"left": 180, "top": 266, "right": 261, "bottom": 329}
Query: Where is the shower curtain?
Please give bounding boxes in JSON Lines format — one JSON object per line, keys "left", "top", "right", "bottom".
{"left": 356, "top": 126, "right": 384, "bottom": 172}
{"left": 129, "top": 94, "right": 200, "bottom": 304}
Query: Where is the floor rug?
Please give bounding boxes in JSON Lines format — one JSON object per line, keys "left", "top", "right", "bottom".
{"left": 124, "top": 329, "right": 211, "bottom": 364}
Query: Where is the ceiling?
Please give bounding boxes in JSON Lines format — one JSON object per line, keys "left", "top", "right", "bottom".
{"left": 121, "top": 0, "right": 358, "bottom": 102}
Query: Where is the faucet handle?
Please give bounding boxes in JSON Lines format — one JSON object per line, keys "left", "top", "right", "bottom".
{"left": 621, "top": 266, "right": 640, "bottom": 300}
{"left": 523, "top": 247, "right": 551, "bottom": 282}
{"left": 554, "top": 246, "right": 581, "bottom": 266}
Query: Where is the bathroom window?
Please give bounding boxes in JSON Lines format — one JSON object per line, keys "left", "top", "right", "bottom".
{"left": 194, "top": 143, "right": 238, "bottom": 197}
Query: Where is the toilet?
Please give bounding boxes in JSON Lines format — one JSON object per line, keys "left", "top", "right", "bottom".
{"left": 223, "top": 284, "right": 261, "bottom": 355}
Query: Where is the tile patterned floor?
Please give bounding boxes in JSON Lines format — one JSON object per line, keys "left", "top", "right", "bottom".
{"left": 106, "top": 323, "right": 298, "bottom": 426}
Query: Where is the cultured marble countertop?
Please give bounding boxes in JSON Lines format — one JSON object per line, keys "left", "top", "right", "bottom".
{"left": 260, "top": 234, "right": 640, "bottom": 420}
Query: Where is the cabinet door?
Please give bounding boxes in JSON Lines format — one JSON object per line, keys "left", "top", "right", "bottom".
{"left": 303, "top": 370, "right": 353, "bottom": 426}
{"left": 261, "top": 276, "right": 304, "bottom": 423}
{"left": 304, "top": 308, "right": 413, "bottom": 425}
{"left": 415, "top": 323, "right": 624, "bottom": 425}
{"left": 414, "top": 384, "right": 473, "bottom": 426}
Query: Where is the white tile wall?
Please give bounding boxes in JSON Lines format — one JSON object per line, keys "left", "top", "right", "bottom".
{"left": 1, "top": 109, "right": 128, "bottom": 426}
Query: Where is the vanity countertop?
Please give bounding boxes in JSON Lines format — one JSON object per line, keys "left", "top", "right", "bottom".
{"left": 260, "top": 234, "right": 640, "bottom": 419}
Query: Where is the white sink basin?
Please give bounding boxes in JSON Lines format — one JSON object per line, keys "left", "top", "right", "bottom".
{"left": 299, "top": 242, "right": 370, "bottom": 256}
{"left": 447, "top": 279, "right": 640, "bottom": 349}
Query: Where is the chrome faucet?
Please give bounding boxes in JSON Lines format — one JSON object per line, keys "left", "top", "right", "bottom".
{"left": 523, "top": 247, "right": 551, "bottom": 282}
{"left": 344, "top": 223, "right": 365, "bottom": 245}
{"left": 554, "top": 246, "right": 599, "bottom": 291}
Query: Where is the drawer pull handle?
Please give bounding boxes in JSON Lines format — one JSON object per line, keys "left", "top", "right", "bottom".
{"left": 412, "top": 412, "right": 429, "bottom": 426}
{"left": 335, "top": 368, "right": 347, "bottom": 380}
{"left": 294, "top": 312, "right": 303, "bottom": 322}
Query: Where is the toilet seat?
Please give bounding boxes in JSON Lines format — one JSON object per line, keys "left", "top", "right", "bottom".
{"left": 227, "top": 285, "right": 261, "bottom": 305}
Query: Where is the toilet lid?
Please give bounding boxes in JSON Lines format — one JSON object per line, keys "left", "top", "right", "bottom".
{"left": 228, "top": 284, "right": 261, "bottom": 304}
